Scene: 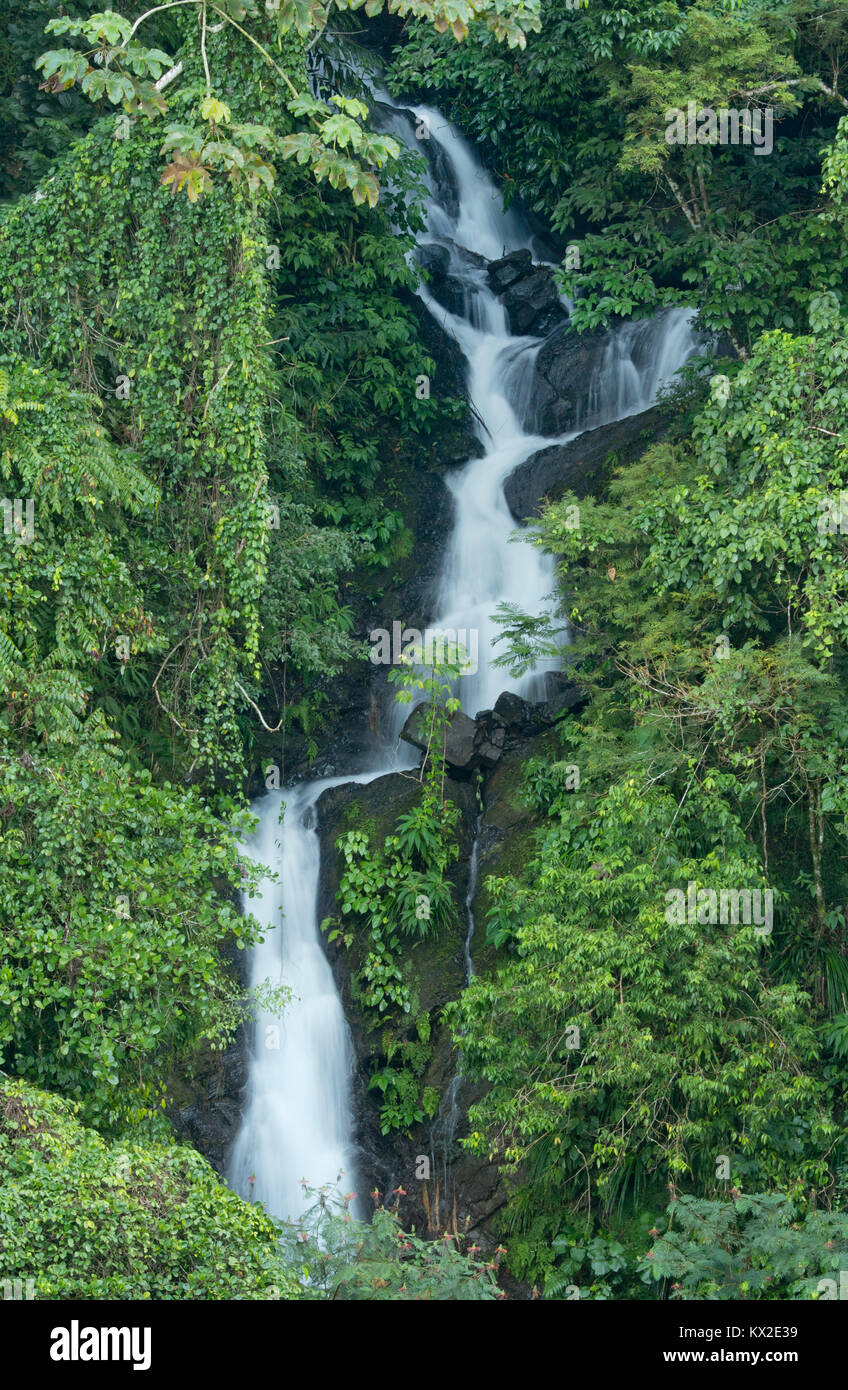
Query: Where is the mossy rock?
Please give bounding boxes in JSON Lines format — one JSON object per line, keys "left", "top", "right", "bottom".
{"left": 317, "top": 770, "right": 479, "bottom": 1029}
{"left": 471, "top": 728, "right": 561, "bottom": 976}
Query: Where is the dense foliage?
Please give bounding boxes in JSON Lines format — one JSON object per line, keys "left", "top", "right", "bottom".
{"left": 390, "top": 0, "right": 848, "bottom": 351}
{"left": 0, "top": 1078, "right": 496, "bottom": 1298}
{"left": 0, "top": 1077, "right": 302, "bottom": 1298}
{"left": 0, "top": 0, "right": 535, "bottom": 1300}
{"left": 455, "top": 277, "right": 848, "bottom": 1290}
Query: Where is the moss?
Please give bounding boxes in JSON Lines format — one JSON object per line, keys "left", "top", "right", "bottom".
{"left": 320, "top": 769, "right": 477, "bottom": 1141}
{"left": 339, "top": 802, "right": 381, "bottom": 840}
{"left": 471, "top": 729, "right": 563, "bottom": 976}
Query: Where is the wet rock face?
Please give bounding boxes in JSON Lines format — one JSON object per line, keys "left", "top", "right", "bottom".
{"left": 314, "top": 771, "right": 481, "bottom": 1233}
{"left": 486, "top": 250, "right": 567, "bottom": 338}
{"left": 527, "top": 322, "right": 611, "bottom": 435}
{"left": 416, "top": 243, "right": 463, "bottom": 316}
{"left": 400, "top": 289, "right": 481, "bottom": 477}
{"left": 167, "top": 939, "right": 249, "bottom": 1179}
{"left": 167, "top": 1035, "right": 248, "bottom": 1178}
{"left": 416, "top": 242, "right": 487, "bottom": 319}
{"left": 504, "top": 404, "right": 668, "bottom": 521}
{"left": 399, "top": 702, "right": 504, "bottom": 774}
{"left": 420, "top": 131, "right": 461, "bottom": 222}
{"left": 372, "top": 99, "right": 461, "bottom": 219}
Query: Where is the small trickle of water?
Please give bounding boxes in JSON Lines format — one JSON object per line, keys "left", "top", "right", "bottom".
{"left": 463, "top": 819, "right": 482, "bottom": 984}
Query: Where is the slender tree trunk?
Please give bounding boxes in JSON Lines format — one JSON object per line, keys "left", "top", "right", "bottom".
{"left": 808, "top": 778, "right": 826, "bottom": 932}
{"left": 665, "top": 172, "right": 699, "bottom": 230}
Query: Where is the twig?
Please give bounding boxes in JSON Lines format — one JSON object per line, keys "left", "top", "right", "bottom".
{"left": 126, "top": 0, "right": 198, "bottom": 44}
{"left": 201, "top": 360, "right": 233, "bottom": 420}
{"left": 200, "top": 1, "right": 212, "bottom": 98}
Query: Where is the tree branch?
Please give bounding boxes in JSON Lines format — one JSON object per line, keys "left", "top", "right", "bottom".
{"left": 210, "top": 5, "right": 301, "bottom": 100}
{"left": 665, "top": 171, "right": 699, "bottom": 230}
{"left": 739, "top": 76, "right": 848, "bottom": 111}
{"left": 155, "top": 60, "right": 183, "bottom": 91}
{"left": 235, "top": 681, "right": 283, "bottom": 733}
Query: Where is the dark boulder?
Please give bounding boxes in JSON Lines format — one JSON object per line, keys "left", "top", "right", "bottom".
{"left": 504, "top": 405, "right": 667, "bottom": 521}
{"left": 400, "top": 702, "right": 504, "bottom": 773}
{"left": 487, "top": 249, "right": 532, "bottom": 292}
{"left": 526, "top": 323, "right": 610, "bottom": 435}
{"left": 416, "top": 242, "right": 487, "bottom": 318}
{"left": 487, "top": 249, "right": 567, "bottom": 337}
{"left": 492, "top": 690, "right": 535, "bottom": 724}
{"left": 401, "top": 702, "right": 478, "bottom": 769}
{"left": 490, "top": 679, "right": 587, "bottom": 743}
{"left": 453, "top": 243, "right": 488, "bottom": 274}
{"left": 400, "top": 680, "right": 587, "bottom": 775}
{"left": 502, "top": 271, "right": 565, "bottom": 337}
{"left": 492, "top": 690, "right": 542, "bottom": 741}
{"left": 473, "top": 711, "right": 506, "bottom": 768}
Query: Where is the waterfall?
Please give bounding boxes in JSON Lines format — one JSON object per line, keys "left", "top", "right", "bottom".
{"left": 229, "top": 85, "right": 700, "bottom": 1223}
{"left": 228, "top": 777, "right": 369, "bottom": 1220}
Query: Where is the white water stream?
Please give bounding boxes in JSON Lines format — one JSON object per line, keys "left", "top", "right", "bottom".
{"left": 229, "top": 95, "right": 699, "bottom": 1221}
{"left": 228, "top": 776, "right": 373, "bottom": 1220}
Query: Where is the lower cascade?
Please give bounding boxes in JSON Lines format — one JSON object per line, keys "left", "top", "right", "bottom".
{"left": 228, "top": 780, "right": 360, "bottom": 1220}
{"left": 229, "top": 92, "right": 699, "bottom": 1221}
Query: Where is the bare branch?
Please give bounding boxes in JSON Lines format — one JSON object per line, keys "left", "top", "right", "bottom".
{"left": 234, "top": 681, "right": 283, "bottom": 733}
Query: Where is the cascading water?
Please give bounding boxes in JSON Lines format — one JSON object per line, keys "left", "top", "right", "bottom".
{"left": 228, "top": 778, "right": 364, "bottom": 1220}
{"left": 229, "top": 81, "right": 700, "bottom": 1224}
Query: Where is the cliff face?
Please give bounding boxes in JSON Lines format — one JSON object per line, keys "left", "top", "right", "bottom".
{"left": 316, "top": 770, "right": 479, "bottom": 1230}
{"left": 245, "top": 292, "right": 481, "bottom": 797}
{"left": 312, "top": 715, "right": 571, "bottom": 1250}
